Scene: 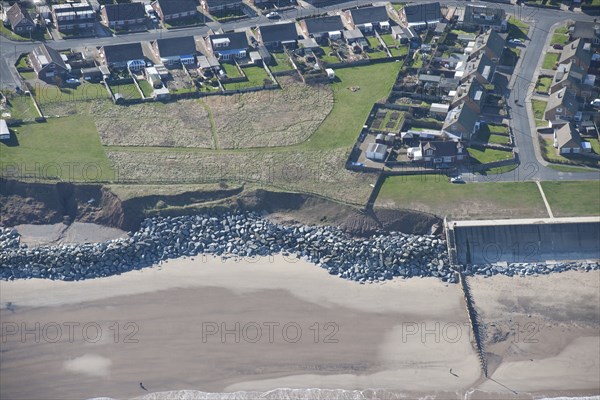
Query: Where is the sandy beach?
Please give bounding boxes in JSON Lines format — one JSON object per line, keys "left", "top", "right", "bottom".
{"left": 0, "top": 256, "right": 598, "bottom": 400}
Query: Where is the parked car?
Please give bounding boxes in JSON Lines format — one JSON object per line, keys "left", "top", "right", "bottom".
{"left": 65, "top": 78, "right": 80, "bottom": 85}
{"left": 266, "top": 11, "right": 280, "bottom": 19}
{"left": 553, "top": 44, "right": 563, "bottom": 50}
{"left": 591, "top": 99, "right": 600, "bottom": 108}
{"left": 509, "top": 39, "right": 523, "bottom": 45}
{"left": 450, "top": 175, "right": 464, "bottom": 184}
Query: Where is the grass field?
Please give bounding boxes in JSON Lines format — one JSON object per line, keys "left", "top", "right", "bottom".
{"left": 223, "top": 66, "right": 271, "bottom": 90}
{"left": 3, "top": 94, "right": 39, "bottom": 120}
{"left": 531, "top": 99, "right": 547, "bottom": 120}
{"left": 468, "top": 147, "right": 513, "bottom": 163}
{"left": 542, "top": 53, "right": 559, "bottom": 69}
{"left": 0, "top": 116, "right": 115, "bottom": 181}
{"left": 32, "top": 82, "right": 110, "bottom": 105}
{"left": 541, "top": 181, "right": 600, "bottom": 217}
{"left": 301, "top": 62, "right": 401, "bottom": 150}
{"left": 535, "top": 76, "right": 552, "bottom": 93}
{"left": 377, "top": 175, "right": 546, "bottom": 219}
{"left": 109, "top": 83, "right": 142, "bottom": 100}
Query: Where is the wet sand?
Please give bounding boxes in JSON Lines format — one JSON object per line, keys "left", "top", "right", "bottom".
{"left": 0, "top": 257, "right": 598, "bottom": 400}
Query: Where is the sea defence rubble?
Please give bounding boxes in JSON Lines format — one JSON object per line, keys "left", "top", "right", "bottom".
{"left": 0, "top": 214, "right": 598, "bottom": 282}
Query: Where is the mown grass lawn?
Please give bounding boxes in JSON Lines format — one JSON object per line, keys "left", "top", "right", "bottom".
{"left": 3, "top": 94, "right": 39, "bottom": 120}
{"left": 269, "top": 52, "right": 293, "bottom": 72}
{"left": 109, "top": 83, "right": 142, "bottom": 100}
{"left": 555, "top": 26, "right": 569, "bottom": 34}
{"left": 531, "top": 99, "right": 547, "bottom": 120}
{"left": 33, "top": 82, "right": 110, "bottom": 104}
{"left": 138, "top": 80, "right": 154, "bottom": 98}
{"left": 587, "top": 138, "right": 600, "bottom": 154}
{"left": 551, "top": 33, "right": 569, "bottom": 45}
{"left": 377, "top": 175, "right": 545, "bottom": 219}
{"left": 535, "top": 76, "right": 552, "bottom": 93}
{"left": 319, "top": 46, "right": 339, "bottom": 64}
{"left": 542, "top": 53, "right": 559, "bottom": 69}
{"left": 389, "top": 45, "right": 409, "bottom": 57}
{"left": 221, "top": 62, "right": 242, "bottom": 78}
{"left": 507, "top": 16, "right": 529, "bottom": 40}
{"left": 468, "top": 147, "right": 513, "bottom": 163}
{"left": 223, "top": 66, "right": 271, "bottom": 90}
{"left": 541, "top": 181, "right": 600, "bottom": 217}
{"left": 0, "top": 115, "right": 115, "bottom": 181}
{"left": 303, "top": 62, "right": 401, "bottom": 150}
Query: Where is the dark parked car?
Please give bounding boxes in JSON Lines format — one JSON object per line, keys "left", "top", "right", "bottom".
{"left": 553, "top": 44, "right": 563, "bottom": 50}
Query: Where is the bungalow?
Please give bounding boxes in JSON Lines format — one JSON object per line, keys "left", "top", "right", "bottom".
{"left": 553, "top": 123, "right": 582, "bottom": 154}
{"left": 200, "top": 0, "right": 243, "bottom": 14}
{"left": 550, "top": 61, "right": 587, "bottom": 96}
{"left": 344, "top": 29, "right": 368, "bottom": 50}
{"left": 52, "top": 2, "right": 95, "bottom": 33}
{"left": 418, "top": 141, "right": 466, "bottom": 165}
{"left": 101, "top": 3, "right": 146, "bottom": 29}
{"left": 99, "top": 42, "right": 147, "bottom": 70}
{"left": 257, "top": 22, "right": 299, "bottom": 49}
{"left": 458, "top": 4, "right": 507, "bottom": 32}
{"left": 442, "top": 101, "right": 480, "bottom": 140}
{"left": 558, "top": 38, "right": 591, "bottom": 71}
{"left": 29, "top": 44, "right": 69, "bottom": 81}
{"left": 152, "top": 0, "right": 198, "bottom": 23}
{"left": 207, "top": 31, "right": 249, "bottom": 60}
{"left": 468, "top": 29, "right": 505, "bottom": 62}
{"left": 4, "top": 3, "right": 35, "bottom": 34}
{"left": 0, "top": 119, "right": 10, "bottom": 141}
{"left": 151, "top": 36, "right": 198, "bottom": 66}
{"left": 391, "top": 25, "right": 418, "bottom": 44}
{"left": 544, "top": 88, "right": 579, "bottom": 122}
{"left": 571, "top": 21, "right": 600, "bottom": 46}
{"left": 300, "top": 15, "right": 345, "bottom": 41}
{"left": 456, "top": 52, "right": 496, "bottom": 85}
{"left": 400, "top": 2, "right": 441, "bottom": 31}
{"left": 346, "top": 6, "right": 390, "bottom": 33}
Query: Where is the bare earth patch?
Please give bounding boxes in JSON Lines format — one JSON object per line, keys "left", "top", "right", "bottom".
{"left": 90, "top": 100, "right": 214, "bottom": 148}
{"left": 107, "top": 148, "right": 374, "bottom": 205}
{"left": 205, "top": 77, "right": 334, "bottom": 149}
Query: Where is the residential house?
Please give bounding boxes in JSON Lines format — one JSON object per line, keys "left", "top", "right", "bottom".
{"left": 346, "top": 6, "right": 390, "bottom": 33}
{"left": 99, "top": 42, "right": 147, "bottom": 70}
{"left": 400, "top": 2, "right": 441, "bottom": 30}
{"left": 558, "top": 38, "right": 591, "bottom": 71}
{"left": 4, "top": 3, "right": 35, "bottom": 34}
{"left": 571, "top": 21, "right": 600, "bottom": 46}
{"left": 101, "top": 3, "right": 146, "bottom": 29}
{"left": 456, "top": 52, "right": 496, "bottom": 85}
{"left": 300, "top": 15, "right": 345, "bottom": 41}
{"left": 442, "top": 101, "right": 480, "bottom": 140}
{"left": 419, "top": 141, "right": 466, "bottom": 165}
{"left": 29, "top": 44, "right": 69, "bottom": 81}
{"left": 200, "top": 0, "right": 243, "bottom": 14}
{"left": 458, "top": 4, "right": 507, "bottom": 32}
{"left": 550, "top": 61, "right": 588, "bottom": 96}
{"left": 257, "top": 22, "right": 299, "bottom": 49}
{"left": 468, "top": 29, "right": 505, "bottom": 62}
{"left": 344, "top": 29, "right": 368, "bottom": 50}
{"left": 544, "top": 88, "right": 579, "bottom": 122}
{"left": 391, "top": 25, "right": 417, "bottom": 44}
{"left": 451, "top": 78, "right": 487, "bottom": 113}
{"left": 151, "top": 36, "right": 198, "bottom": 66}
{"left": 152, "top": 0, "right": 198, "bottom": 24}
{"left": 248, "top": 0, "right": 297, "bottom": 9}
{"left": 207, "top": 31, "right": 249, "bottom": 60}
{"left": 52, "top": 2, "right": 95, "bottom": 33}
{"left": 553, "top": 123, "right": 582, "bottom": 154}
{"left": 434, "top": 22, "right": 447, "bottom": 35}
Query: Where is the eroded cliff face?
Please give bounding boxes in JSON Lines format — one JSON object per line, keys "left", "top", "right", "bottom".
{"left": 0, "top": 179, "right": 442, "bottom": 237}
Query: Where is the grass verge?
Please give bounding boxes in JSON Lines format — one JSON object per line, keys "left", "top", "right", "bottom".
{"left": 541, "top": 181, "right": 600, "bottom": 217}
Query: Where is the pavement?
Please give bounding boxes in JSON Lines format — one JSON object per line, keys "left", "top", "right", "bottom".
{"left": 0, "top": 0, "right": 599, "bottom": 183}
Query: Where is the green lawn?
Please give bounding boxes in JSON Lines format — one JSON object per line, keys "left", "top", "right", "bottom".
{"left": 15, "top": 55, "right": 30, "bottom": 70}
{"left": 33, "top": 82, "right": 110, "bottom": 104}
{"left": 536, "top": 119, "right": 548, "bottom": 127}
{"left": 468, "top": 147, "right": 513, "bottom": 163}
{"left": 319, "top": 46, "right": 339, "bottom": 64}
{"left": 586, "top": 138, "right": 600, "bottom": 154}
{"left": 303, "top": 62, "right": 401, "bottom": 150}
{"left": 270, "top": 52, "right": 293, "bottom": 72}
{"left": 109, "top": 83, "right": 141, "bottom": 100}
{"left": 542, "top": 53, "right": 559, "bottom": 69}
{"left": 412, "top": 53, "right": 424, "bottom": 68}
{"left": 0, "top": 24, "right": 33, "bottom": 41}
{"left": 547, "top": 164, "right": 595, "bottom": 173}
{"left": 377, "top": 175, "right": 545, "bottom": 219}
{"left": 367, "top": 36, "right": 382, "bottom": 49}
{"left": 389, "top": 45, "right": 409, "bottom": 57}
{"left": 531, "top": 99, "right": 547, "bottom": 120}
{"left": 380, "top": 34, "right": 398, "bottom": 47}
{"left": 138, "top": 80, "right": 154, "bottom": 98}
{"left": 221, "top": 62, "right": 242, "bottom": 79}
{"left": 555, "top": 26, "right": 569, "bottom": 34}
{"left": 541, "top": 181, "right": 600, "bottom": 217}
{"left": 20, "top": 71, "right": 37, "bottom": 81}
{"left": 507, "top": 16, "right": 529, "bottom": 40}
{"left": 223, "top": 66, "right": 271, "bottom": 90}
{"left": 476, "top": 123, "right": 510, "bottom": 144}
{"left": 2, "top": 94, "right": 39, "bottom": 120}
{"left": 535, "top": 76, "right": 552, "bottom": 93}
{"left": 551, "top": 33, "right": 569, "bottom": 45}
{"left": 0, "top": 115, "right": 115, "bottom": 181}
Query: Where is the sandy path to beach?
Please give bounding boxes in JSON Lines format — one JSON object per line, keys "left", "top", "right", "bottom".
{"left": 0, "top": 256, "right": 480, "bottom": 400}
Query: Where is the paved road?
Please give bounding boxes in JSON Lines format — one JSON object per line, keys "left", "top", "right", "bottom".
{"left": 1, "top": 0, "right": 598, "bottom": 182}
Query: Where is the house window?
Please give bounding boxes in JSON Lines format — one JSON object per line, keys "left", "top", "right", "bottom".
{"left": 556, "top": 107, "right": 562, "bottom": 113}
